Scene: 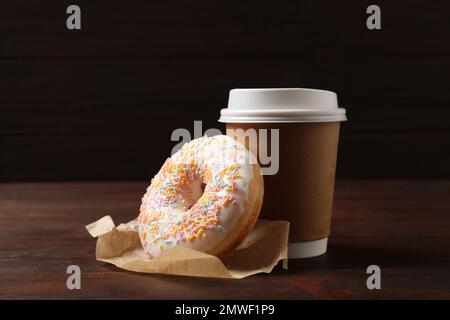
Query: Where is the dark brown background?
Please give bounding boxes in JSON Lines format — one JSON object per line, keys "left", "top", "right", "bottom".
{"left": 1, "top": 0, "right": 449, "bottom": 181}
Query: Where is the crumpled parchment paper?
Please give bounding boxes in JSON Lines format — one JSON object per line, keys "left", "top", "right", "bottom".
{"left": 86, "top": 215, "right": 289, "bottom": 279}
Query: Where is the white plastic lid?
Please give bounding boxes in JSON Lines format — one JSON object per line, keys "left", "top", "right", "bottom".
{"left": 219, "top": 88, "right": 347, "bottom": 123}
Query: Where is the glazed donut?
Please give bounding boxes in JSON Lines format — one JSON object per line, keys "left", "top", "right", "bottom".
{"left": 137, "top": 135, "right": 264, "bottom": 258}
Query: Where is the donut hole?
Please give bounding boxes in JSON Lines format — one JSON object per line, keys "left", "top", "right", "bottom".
{"left": 181, "top": 179, "right": 206, "bottom": 210}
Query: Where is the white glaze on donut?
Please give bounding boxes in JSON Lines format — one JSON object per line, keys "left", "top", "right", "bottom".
{"left": 137, "top": 135, "right": 258, "bottom": 257}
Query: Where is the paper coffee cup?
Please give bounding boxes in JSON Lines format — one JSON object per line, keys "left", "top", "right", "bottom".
{"left": 219, "top": 88, "right": 347, "bottom": 259}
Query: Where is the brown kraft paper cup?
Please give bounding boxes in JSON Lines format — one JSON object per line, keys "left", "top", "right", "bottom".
{"left": 226, "top": 122, "right": 340, "bottom": 242}
{"left": 219, "top": 88, "right": 347, "bottom": 258}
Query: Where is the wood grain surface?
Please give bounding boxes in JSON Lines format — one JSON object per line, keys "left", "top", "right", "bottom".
{"left": 0, "top": 180, "right": 449, "bottom": 299}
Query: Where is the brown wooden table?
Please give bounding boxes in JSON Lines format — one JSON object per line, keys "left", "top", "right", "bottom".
{"left": 0, "top": 180, "right": 449, "bottom": 299}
